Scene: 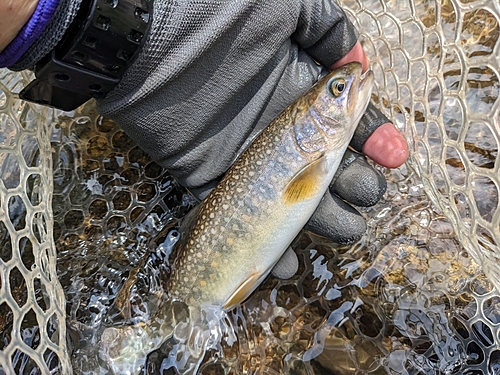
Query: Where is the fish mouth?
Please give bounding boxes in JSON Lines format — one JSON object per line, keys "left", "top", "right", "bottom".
{"left": 348, "top": 69, "right": 374, "bottom": 126}
{"left": 357, "top": 69, "right": 375, "bottom": 115}
{"left": 359, "top": 69, "right": 375, "bottom": 95}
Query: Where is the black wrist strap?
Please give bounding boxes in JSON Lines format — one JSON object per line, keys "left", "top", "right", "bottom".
{"left": 19, "top": 0, "right": 153, "bottom": 111}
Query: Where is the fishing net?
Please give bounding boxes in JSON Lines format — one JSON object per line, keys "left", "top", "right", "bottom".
{"left": 0, "top": 0, "right": 498, "bottom": 373}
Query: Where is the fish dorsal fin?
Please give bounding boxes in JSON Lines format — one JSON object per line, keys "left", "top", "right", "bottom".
{"left": 283, "top": 155, "right": 327, "bottom": 205}
{"left": 222, "top": 272, "right": 261, "bottom": 311}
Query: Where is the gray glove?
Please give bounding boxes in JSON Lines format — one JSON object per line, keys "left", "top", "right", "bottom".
{"left": 10, "top": 1, "right": 392, "bottom": 276}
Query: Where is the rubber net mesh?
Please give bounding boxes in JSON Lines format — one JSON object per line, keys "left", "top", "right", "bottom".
{"left": 0, "top": 71, "right": 70, "bottom": 373}
{"left": 0, "top": 0, "right": 498, "bottom": 373}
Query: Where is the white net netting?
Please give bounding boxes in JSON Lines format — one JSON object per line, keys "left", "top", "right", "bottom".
{"left": 0, "top": 0, "right": 498, "bottom": 374}
{"left": 0, "top": 71, "right": 70, "bottom": 373}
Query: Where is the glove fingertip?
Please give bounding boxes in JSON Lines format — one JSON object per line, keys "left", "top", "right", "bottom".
{"left": 332, "top": 156, "right": 387, "bottom": 207}
{"left": 306, "top": 194, "right": 366, "bottom": 245}
{"left": 271, "top": 247, "right": 299, "bottom": 279}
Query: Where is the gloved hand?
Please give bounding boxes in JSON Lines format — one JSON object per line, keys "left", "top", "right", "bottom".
{"left": 3, "top": 1, "right": 408, "bottom": 273}
{"left": 306, "top": 103, "right": 401, "bottom": 245}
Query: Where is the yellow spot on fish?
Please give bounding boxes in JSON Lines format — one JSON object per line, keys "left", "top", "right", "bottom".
{"left": 200, "top": 280, "right": 207, "bottom": 287}
{"left": 211, "top": 261, "right": 218, "bottom": 268}
{"left": 227, "top": 238, "right": 234, "bottom": 245}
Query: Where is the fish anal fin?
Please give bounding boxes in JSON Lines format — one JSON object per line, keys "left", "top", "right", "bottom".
{"left": 283, "top": 155, "right": 327, "bottom": 204}
{"left": 222, "top": 272, "right": 261, "bottom": 311}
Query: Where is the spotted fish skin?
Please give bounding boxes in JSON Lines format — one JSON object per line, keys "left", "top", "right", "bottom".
{"left": 169, "top": 62, "right": 374, "bottom": 310}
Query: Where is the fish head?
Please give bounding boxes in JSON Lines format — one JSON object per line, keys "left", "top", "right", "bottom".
{"left": 294, "top": 62, "right": 374, "bottom": 153}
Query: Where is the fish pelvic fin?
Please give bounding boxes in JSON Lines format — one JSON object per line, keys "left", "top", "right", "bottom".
{"left": 283, "top": 154, "right": 327, "bottom": 205}
{"left": 222, "top": 272, "right": 261, "bottom": 311}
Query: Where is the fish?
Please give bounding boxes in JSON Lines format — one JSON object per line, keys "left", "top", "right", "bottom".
{"left": 169, "top": 62, "right": 374, "bottom": 310}
{"left": 100, "top": 62, "right": 374, "bottom": 374}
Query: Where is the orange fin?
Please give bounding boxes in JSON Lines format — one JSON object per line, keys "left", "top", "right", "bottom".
{"left": 222, "top": 272, "right": 261, "bottom": 311}
{"left": 283, "top": 155, "right": 327, "bottom": 204}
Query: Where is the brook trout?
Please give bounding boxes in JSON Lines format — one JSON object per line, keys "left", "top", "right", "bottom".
{"left": 169, "top": 62, "right": 374, "bottom": 310}
{"left": 101, "top": 62, "right": 374, "bottom": 374}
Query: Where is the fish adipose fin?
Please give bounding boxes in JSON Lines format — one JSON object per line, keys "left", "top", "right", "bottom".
{"left": 283, "top": 155, "right": 327, "bottom": 204}
{"left": 222, "top": 272, "right": 260, "bottom": 311}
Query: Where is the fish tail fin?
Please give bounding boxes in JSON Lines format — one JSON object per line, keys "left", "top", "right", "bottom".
{"left": 100, "top": 299, "right": 188, "bottom": 374}
{"left": 100, "top": 302, "right": 232, "bottom": 374}
{"left": 162, "top": 306, "right": 214, "bottom": 374}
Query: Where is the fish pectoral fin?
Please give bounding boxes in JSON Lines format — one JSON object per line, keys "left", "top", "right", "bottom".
{"left": 283, "top": 154, "right": 327, "bottom": 204}
{"left": 222, "top": 272, "right": 261, "bottom": 311}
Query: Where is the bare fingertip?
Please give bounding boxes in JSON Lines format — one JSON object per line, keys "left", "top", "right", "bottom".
{"left": 330, "top": 42, "right": 369, "bottom": 72}
{"left": 363, "top": 123, "right": 409, "bottom": 168}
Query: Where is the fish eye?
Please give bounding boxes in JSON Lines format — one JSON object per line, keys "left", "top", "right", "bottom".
{"left": 331, "top": 78, "right": 347, "bottom": 97}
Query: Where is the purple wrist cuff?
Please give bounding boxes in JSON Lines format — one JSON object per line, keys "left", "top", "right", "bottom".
{"left": 0, "top": 0, "right": 60, "bottom": 67}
